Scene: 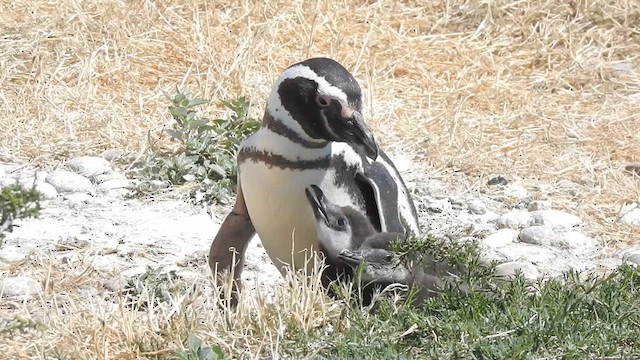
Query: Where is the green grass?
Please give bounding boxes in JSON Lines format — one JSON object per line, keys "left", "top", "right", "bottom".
{"left": 0, "top": 182, "right": 41, "bottom": 247}
{"left": 313, "top": 266, "right": 640, "bottom": 359}
{"left": 274, "top": 238, "right": 640, "bottom": 359}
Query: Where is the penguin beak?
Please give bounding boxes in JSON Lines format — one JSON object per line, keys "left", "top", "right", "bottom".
{"left": 305, "top": 185, "right": 330, "bottom": 226}
{"left": 337, "top": 249, "right": 364, "bottom": 268}
{"left": 344, "top": 111, "right": 379, "bottom": 161}
{"left": 324, "top": 98, "right": 379, "bottom": 160}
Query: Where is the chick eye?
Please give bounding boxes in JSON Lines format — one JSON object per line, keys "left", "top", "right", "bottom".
{"left": 316, "top": 95, "right": 330, "bottom": 107}
{"left": 385, "top": 254, "right": 393, "bottom": 262}
{"left": 336, "top": 217, "right": 346, "bottom": 228}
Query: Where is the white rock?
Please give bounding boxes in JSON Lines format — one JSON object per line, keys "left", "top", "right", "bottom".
{"left": 527, "top": 200, "right": 551, "bottom": 211}
{"left": 467, "top": 199, "right": 487, "bottom": 215}
{"left": 497, "top": 210, "right": 533, "bottom": 229}
{"left": 504, "top": 184, "right": 528, "bottom": 199}
{"left": 66, "top": 156, "right": 112, "bottom": 177}
{"left": 46, "top": 170, "right": 93, "bottom": 194}
{"left": 424, "top": 199, "right": 448, "bottom": 214}
{"left": 495, "top": 261, "right": 540, "bottom": 281}
{"left": 0, "top": 246, "right": 28, "bottom": 263}
{"left": 106, "top": 189, "right": 130, "bottom": 198}
{"left": 98, "top": 179, "right": 134, "bottom": 192}
{"left": 0, "top": 177, "right": 17, "bottom": 188}
{"left": 34, "top": 171, "right": 47, "bottom": 181}
{"left": 531, "top": 210, "right": 582, "bottom": 229}
{"left": 483, "top": 229, "right": 518, "bottom": 249}
{"left": 0, "top": 276, "right": 42, "bottom": 300}
{"left": 33, "top": 181, "right": 58, "bottom": 199}
{"left": 556, "top": 231, "right": 598, "bottom": 252}
{"left": 519, "top": 226, "right": 556, "bottom": 246}
{"left": 101, "top": 149, "right": 126, "bottom": 162}
{"left": 63, "top": 193, "right": 94, "bottom": 205}
{"left": 93, "top": 171, "right": 127, "bottom": 184}
{"left": 17, "top": 177, "right": 37, "bottom": 188}
{"left": 89, "top": 255, "right": 122, "bottom": 272}
{"left": 497, "top": 243, "right": 557, "bottom": 264}
{"left": 620, "top": 247, "right": 640, "bottom": 265}
{"left": 620, "top": 208, "right": 640, "bottom": 226}
{"left": 624, "top": 253, "right": 640, "bottom": 265}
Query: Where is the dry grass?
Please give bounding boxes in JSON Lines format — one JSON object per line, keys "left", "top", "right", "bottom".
{"left": 2, "top": 0, "right": 640, "bottom": 356}
{"left": 0, "top": 253, "right": 349, "bottom": 359}
{"left": 1, "top": 0, "right": 639, "bottom": 243}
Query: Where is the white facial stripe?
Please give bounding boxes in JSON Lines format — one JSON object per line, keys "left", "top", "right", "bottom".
{"left": 277, "top": 65, "right": 349, "bottom": 102}
{"left": 266, "top": 64, "right": 350, "bottom": 141}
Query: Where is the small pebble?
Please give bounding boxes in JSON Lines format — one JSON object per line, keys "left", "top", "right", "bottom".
{"left": 527, "top": 200, "right": 551, "bottom": 211}
{"left": 98, "top": 179, "right": 134, "bottom": 192}
{"left": 497, "top": 210, "right": 533, "bottom": 229}
{"left": 93, "top": 171, "right": 127, "bottom": 184}
{"left": 531, "top": 209, "right": 582, "bottom": 229}
{"left": 467, "top": 199, "right": 487, "bottom": 215}
{"left": 0, "top": 276, "right": 42, "bottom": 300}
{"left": 557, "top": 231, "right": 598, "bottom": 252}
{"left": 487, "top": 176, "right": 509, "bottom": 186}
{"left": 0, "top": 246, "right": 28, "bottom": 263}
{"left": 624, "top": 162, "right": 640, "bottom": 175}
{"left": 519, "top": 226, "right": 556, "bottom": 246}
{"left": 503, "top": 184, "right": 528, "bottom": 199}
{"left": 101, "top": 149, "right": 127, "bottom": 162}
{"left": 67, "top": 156, "right": 112, "bottom": 177}
{"left": 497, "top": 243, "right": 557, "bottom": 264}
{"left": 624, "top": 253, "right": 640, "bottom": 265}
{"left": 33, "top": 181, "right": 58, "bottom": 200}
{"left": 619, "top": 207, "right": 640, "bottom": 226}
{"left": 63, "top": 193, "right": 94, "bottom": 205}
{"left": 392, "top": 155, "right": 412, "bottom": 173}
{"left": 483, "top": 229, "right": 518, "bottom": 249}
{"left": 495, "top": 261, "right": 540, "bottom": 281}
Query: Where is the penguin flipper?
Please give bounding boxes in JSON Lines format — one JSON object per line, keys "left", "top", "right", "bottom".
{"left": 356, "top": 163, "right": 403, "bottom": 234}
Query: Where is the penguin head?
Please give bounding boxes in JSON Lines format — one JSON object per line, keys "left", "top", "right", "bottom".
{"left": 268, "top": 57, "right": 379, "bottom": 160}
{"left": 305, "top": 185, "right": 377, "bottom": 260}
{"left": 337, "top": 233, "right": 411, "bottom": 286}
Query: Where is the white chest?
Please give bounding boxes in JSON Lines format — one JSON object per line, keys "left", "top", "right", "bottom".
{"left": 238, "top": 130, "right": 363, "bottom": 274}
{"left": 240, "top": 162, "right": 356, "bottom": 274}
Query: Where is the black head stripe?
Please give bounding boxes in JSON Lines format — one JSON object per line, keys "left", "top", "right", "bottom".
{"left": 278, "top": 77, "right": 330, "bottom": 140}
{"left": 294, "top": 58, "right": 363, "bottom": 111}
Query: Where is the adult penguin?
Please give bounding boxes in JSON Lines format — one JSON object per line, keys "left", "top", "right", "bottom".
{"left": 208, "top": 57, "right": 419, "bottom": 292}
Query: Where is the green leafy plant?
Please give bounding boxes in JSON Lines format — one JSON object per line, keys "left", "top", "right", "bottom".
{"left": 135, "top": 88, "right": 259, "bottom": 205}
{"left": 173, "top": 335, "right": 226, "bottom": 360}
{"left": 0, "top": 317, "right": 44, "bottom": 336}
{"left": 123, "top": 266, "right": 193, "bottom": 310}
{"left": 0, "top": 182, "right": 41, "bottom": 247}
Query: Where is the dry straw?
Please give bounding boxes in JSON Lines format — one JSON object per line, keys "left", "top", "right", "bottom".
{"left": 2, "top": 0, "right": 639, "bottom": 243}
{"left": 1, "top": 0, "right": 640, "bottom": 356}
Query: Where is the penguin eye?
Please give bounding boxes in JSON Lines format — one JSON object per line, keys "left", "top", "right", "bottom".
{"left": 316, "top": 95, "right": 330, "bottom": 107}
{"left": 384, "top": 254, "right": 393, "bottom": 262}
{"left": 336, "top": 217, "right": 346, "bottom": 228}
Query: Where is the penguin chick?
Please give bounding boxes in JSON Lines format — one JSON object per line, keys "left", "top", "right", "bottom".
{"left": 338, "top": 237, "right": 445, "bottom": 306}
{"left": 304, "top": 184, "right": 377, "bottom": 285}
